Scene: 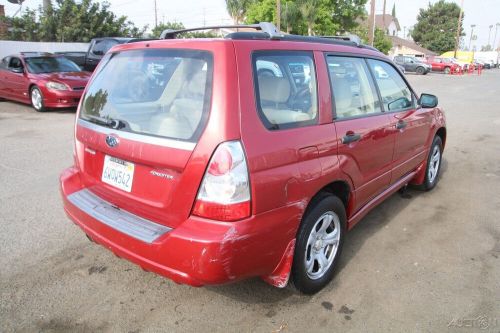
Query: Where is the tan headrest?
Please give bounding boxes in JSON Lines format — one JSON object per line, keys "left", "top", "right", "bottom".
{"left": 258, "top": 76, "right": 290, "bottom": 103}
{"left": 332, "top": 77, "right": 352, "bottom": 109}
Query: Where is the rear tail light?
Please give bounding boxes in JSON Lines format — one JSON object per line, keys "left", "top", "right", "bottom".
{"left": 193, "top": 141, "right": 251, "bottom": 221}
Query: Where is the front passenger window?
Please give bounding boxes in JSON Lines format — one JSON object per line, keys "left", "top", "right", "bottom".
{"left": 367, "top": 59, "right": 414, "bottom": 112}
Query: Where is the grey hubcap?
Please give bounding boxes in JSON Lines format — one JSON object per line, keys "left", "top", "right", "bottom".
{"left": 305, "top": 211, "right": 341, "bottom": 280}
{"left": 31, "top": 89, "right": 42, "bottom": 110}
{"left": 428, "top": 145, "right": 441, "bottom": 183}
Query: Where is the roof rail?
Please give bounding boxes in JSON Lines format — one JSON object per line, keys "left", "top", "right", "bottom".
{"left": 320, "top": 34, "right": 362, "bottom": 47}
{"left": 160, "top": 22, "right": 284, "bottom": 40}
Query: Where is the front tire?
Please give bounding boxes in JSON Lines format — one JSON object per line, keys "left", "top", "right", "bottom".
{"left": 419, "top": 136, "right": 443, "bottom": 191}
{"left": 416, "top": 66, "right": 425, "bottom": 75}
{"left": 291, "top": 194, "right": 346, "bottom": 294}
{"left": 30, "top": 86, "right": 46, "bottom": 112}
{"left": 444, "top": 67, "right": 451, "bottom": 74}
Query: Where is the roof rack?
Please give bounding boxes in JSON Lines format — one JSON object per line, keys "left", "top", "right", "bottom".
{"left": 160, "top": 22, "right": 284, "bottom": 40}
{"left": 159, "top": 21, "right": 379, "bottom": 52}
{"left": 320, "top": 34, "right": 362, "bottom": 47}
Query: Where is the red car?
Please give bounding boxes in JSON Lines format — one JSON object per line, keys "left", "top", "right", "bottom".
{"left": 0, "top": 52, "right": 91, "bottom": 112}
{"left": 60, "top": 23, "right": 446, "bottom": 294}
{"left": 425, "top": 56, "right": 460, "bottom": 74}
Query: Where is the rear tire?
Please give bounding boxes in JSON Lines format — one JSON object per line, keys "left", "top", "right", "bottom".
{"left": 291, "top": 194, "right": 346, "bottom": 294}
{"left": 444, "top": 67, "right": 451, "bottom": 74}
{"left": 30, "top": 86, "right": 46, "bottom": 112}
{"left": 418, "top": 136, "right": 443, "bottom": 191}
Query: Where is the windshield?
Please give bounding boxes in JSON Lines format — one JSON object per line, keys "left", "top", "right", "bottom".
{"left": 79, "top": 49, "right": 213, "bottom": 142}
{"left": 25, "top": 57, "right": 81, "bottom": 74}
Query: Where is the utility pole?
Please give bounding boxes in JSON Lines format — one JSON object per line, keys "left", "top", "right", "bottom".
{"left": 453, "top": 0, "right": 464, "bottom": 58}
{"left": 382, "top": 0, "right": 386, "bottom": 33}
{"left": 368, "top": 0, "right": 376, "bottom": 46}
{"left": 203, "top": 7, "right": 206, "bottom": 26}
{"left": 469, "top": 24, "right": 475, "bottom": 50}
{"left": 154, "top": 0, "right": 158, "bottom": 29}
{"left": 276, "top": 0, "right": 281, "bottom": 32}
{"left": 488, "top": 24, "right": 493, "bottom": 47}
{"left": 403, "top": 26, "right": 406, "bottom": 39}
{"left": 494, "top": 23, "right": 500, "bottom": 50}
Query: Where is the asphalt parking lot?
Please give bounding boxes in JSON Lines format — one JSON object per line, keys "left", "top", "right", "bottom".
{"left": 1, "top": 70, "right": 500, "bottom": 332}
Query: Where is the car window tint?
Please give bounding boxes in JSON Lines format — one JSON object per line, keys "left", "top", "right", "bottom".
{"left": 80, "top": 49, "right": 213, "bottom": 142}
{"left": 9, "top": 57, "right": 23, "bottom": 69}
{"left": 253, "top": 51, "right": 317, "bottom": 130}
{"left": 367, "top": 59, "right": 414, "bottom": 112}
{"left": 92, "top": 40, "right": 118, "bottom": 56}
{"left": 327, "top": 56, "right": 381, "bottom": 119}
{"left": 25, "top": 57, "right": 81, "bottom": 73}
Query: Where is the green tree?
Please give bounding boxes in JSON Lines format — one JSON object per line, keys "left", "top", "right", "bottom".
{"left": 411, "top": 0, "right": 464, "bottom": 54}
{"left": 7, "top": 9, "right": 40, "bottom": 41}
{"left": 225, "top": 0, "right": 253, "bottom": 24}
{"left": 300, "top": 0, "right": 318, "bottom": 36}
{"left": 355, "top": 26, "right": 392, "bottom": 54}
{"left": 2, "top": 0, "right": 146, "bottom": 42}
{"left": 281, "top": 2, "right": 300, "bottom": 33}
{"left": 245, "top": 0, "right": 275, "bottom": 24}
{"left": 151, "top": 22, "right": 216, "bottom": 39}
{"left": 331, "top": 0, "right": 367, "bottom": 34}
{"left": 245, "top": 0, "right": 366, "bottom": 36}
{"left": 151, "top": 21, "right": 185, "bottom": 38}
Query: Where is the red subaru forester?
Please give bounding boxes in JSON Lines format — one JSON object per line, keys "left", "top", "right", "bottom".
{"left": 60, "top": 23, "right": 446, "bottom": 294}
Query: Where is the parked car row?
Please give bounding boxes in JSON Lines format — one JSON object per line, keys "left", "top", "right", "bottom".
{"left": 0, "top": 37, "right": 151, "bottom": 112}
{"left": 393, "top": 54, "right": 498, "bottom": 75}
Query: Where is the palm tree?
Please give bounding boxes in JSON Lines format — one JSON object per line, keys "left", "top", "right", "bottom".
{"left": 300, "top": 0, "right": 317, "bottom": 36}
{"left": 282, "top": 2, "right": 300, "bottom": 34}
{"left": 225, "top": 0, "right": 251, "bottom": 25}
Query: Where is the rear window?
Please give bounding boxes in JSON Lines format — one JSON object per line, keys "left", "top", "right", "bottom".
{"left": 80, "top": 49, "right": 213, "bottom": 142}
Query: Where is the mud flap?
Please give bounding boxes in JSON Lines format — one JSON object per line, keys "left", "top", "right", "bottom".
{"left": 261, "top": 239, "right": 296, "bottom": 288}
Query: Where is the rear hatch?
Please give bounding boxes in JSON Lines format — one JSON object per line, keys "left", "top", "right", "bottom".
{"left": 74, "top": 47, "right": 214, "bottom": 228}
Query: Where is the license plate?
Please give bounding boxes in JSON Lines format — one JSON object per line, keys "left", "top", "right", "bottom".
{"left": 102, "top": 155, "right": 135, "bottom": 192}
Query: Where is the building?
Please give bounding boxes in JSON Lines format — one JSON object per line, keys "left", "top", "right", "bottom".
{"left": 375, "top": 14, "right": 400, "bottom": 36}
{"left": 388, "top": 36, "right": 436, "bottom": 58}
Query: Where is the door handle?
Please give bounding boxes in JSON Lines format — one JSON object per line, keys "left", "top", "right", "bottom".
{"left": 395, "top": 120, "right": 407, "bottom": 130}
{"left": 342, "top": 132, "right": 361, "bottom": 144}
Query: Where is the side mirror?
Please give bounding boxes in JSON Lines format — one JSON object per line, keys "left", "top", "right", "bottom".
{"left": 418, "top": 93, "right": 438, "bottom": 108}
{"left": 10, "top": 67, "right": 24, "bottom": 74}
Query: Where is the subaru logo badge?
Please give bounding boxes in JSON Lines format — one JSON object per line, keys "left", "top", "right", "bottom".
{"left": 105, "top": 135, "right": 119, "bottom": 148}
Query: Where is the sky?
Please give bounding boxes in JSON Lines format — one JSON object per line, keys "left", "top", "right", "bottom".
{"left": 3, "top": 0, "right": 500, "bottom": 50}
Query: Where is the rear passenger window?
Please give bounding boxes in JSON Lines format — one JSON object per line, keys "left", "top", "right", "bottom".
{"left": 253, "top": 51, "right": 317, "bottom": 130}
{"left": 327, "top": 56, "right": 381, "bottom": 119}
{"left": 367, "top": 59, "right": 414, "bottom": 112}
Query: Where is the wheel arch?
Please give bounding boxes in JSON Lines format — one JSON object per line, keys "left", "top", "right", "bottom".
{"left": 435, "top": 127, "right": 446, "bottom": 149}
{"left": 305, "top": 180, "right": 353, "bottom": 219}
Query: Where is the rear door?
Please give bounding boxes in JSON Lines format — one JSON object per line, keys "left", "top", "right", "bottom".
{"left": 75, "top": 45, "right": 223, "bottom": 228}
{"left": 367, "top": 59, "right": 431, "bottom": 183}
{"left": 327, "top": 56, "right": 395, "bottom": 211}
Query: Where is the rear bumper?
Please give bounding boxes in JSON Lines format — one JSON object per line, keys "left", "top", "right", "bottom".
{"left": 60, "top": 167, "right": 301, "bottom": 286}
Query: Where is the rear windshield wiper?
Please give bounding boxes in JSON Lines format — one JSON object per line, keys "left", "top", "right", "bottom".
{"left": 85, "top": 115, "right": 130, "bottom": 130}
